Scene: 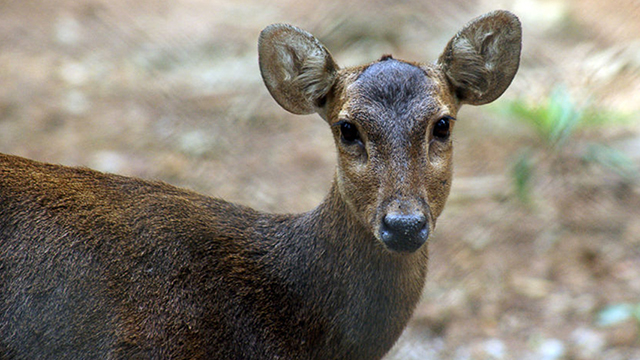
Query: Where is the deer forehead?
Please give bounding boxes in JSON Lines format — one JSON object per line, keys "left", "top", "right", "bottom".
{"left": 338, "top": 58, "right": 451, "bottom": 143}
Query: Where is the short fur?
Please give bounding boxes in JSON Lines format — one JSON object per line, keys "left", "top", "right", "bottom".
{"left": 0, "top": 11, "right": 521, "bottom": 360}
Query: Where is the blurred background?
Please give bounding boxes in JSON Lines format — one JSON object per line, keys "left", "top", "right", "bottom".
{"left": 1, "top": 0, "right": 639, "bottom": 358}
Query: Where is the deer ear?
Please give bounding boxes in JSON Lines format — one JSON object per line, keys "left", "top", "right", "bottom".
{"left": 438, "top": 10, "right": 522, "bottom": 105}
{"left": 258, "top": 24, "right": 339, "bottom": 115}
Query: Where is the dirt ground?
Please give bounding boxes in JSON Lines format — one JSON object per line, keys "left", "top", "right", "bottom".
{"left": 1, "top": 0, "right": 639, "bottom": 358}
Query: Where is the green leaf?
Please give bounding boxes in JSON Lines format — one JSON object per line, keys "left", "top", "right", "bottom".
{"left": 583, "top": 144, "right": 640, "bottom": 182}
{"left": 546, "top": 86, "right": 582, "bottom": 148}
{"left": 511, "top": 149, "right": 535, "bottom": 203}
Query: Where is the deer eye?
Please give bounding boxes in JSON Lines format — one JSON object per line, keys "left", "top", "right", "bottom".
{"left": 433, "top": 116, "right": 453, "bottom": 140}
{"left": 339, "top": 121, "right": 361, "bottom": 144}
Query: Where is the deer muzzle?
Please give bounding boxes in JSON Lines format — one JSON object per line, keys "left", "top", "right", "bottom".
{"left": 379, "top": 208, "right": 430, "bottom": 253}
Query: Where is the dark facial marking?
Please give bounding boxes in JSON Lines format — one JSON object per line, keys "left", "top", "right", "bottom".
{"left": 349, "top": 59, "right": 439, "bottom": 147}
{"left": 356, "top": 59, "right": 431, "bottom": 110}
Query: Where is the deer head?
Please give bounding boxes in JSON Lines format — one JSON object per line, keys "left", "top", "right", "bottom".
{"left": 258, "top": 10, "right": 521, "bottom": 252}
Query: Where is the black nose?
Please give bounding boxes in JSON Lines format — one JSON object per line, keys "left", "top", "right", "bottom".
{"left": 379, "top": 212, "right": 429, "bottom": 252}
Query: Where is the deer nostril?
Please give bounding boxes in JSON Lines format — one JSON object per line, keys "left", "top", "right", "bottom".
{"left": 380, "top": 212, "right": 429, "bottom": 252}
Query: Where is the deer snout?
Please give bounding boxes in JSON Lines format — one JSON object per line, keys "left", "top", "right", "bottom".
{"left": 379, "top": 211, "right": 429, "bottom": 253}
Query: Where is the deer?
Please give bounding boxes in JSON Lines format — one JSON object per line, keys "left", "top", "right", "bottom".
{"left": 0, "top": 10, "right": 521, "bottom": 360}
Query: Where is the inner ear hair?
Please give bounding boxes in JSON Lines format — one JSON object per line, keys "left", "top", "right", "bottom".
{"left": 293, "top": 51, "right": 337, "bottom": 108}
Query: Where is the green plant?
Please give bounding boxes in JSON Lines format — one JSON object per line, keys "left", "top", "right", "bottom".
{"left": 496, "top": 86, "right": 638, "bottom": 204}
{"left": 506, "top": 86, "right": 583, "bottom": 150}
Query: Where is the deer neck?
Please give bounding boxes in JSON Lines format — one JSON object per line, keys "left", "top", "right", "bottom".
{"left": 269, "top": 180, "right": 429, "bottom": 355}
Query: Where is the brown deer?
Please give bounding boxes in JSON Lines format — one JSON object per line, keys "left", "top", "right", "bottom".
{"left": 0, "top": 10, "right": 521, "bottom": 360}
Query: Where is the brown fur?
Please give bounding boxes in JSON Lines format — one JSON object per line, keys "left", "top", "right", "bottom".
{"left": 0, "top": 11, "right": 521, "bottom": 359}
